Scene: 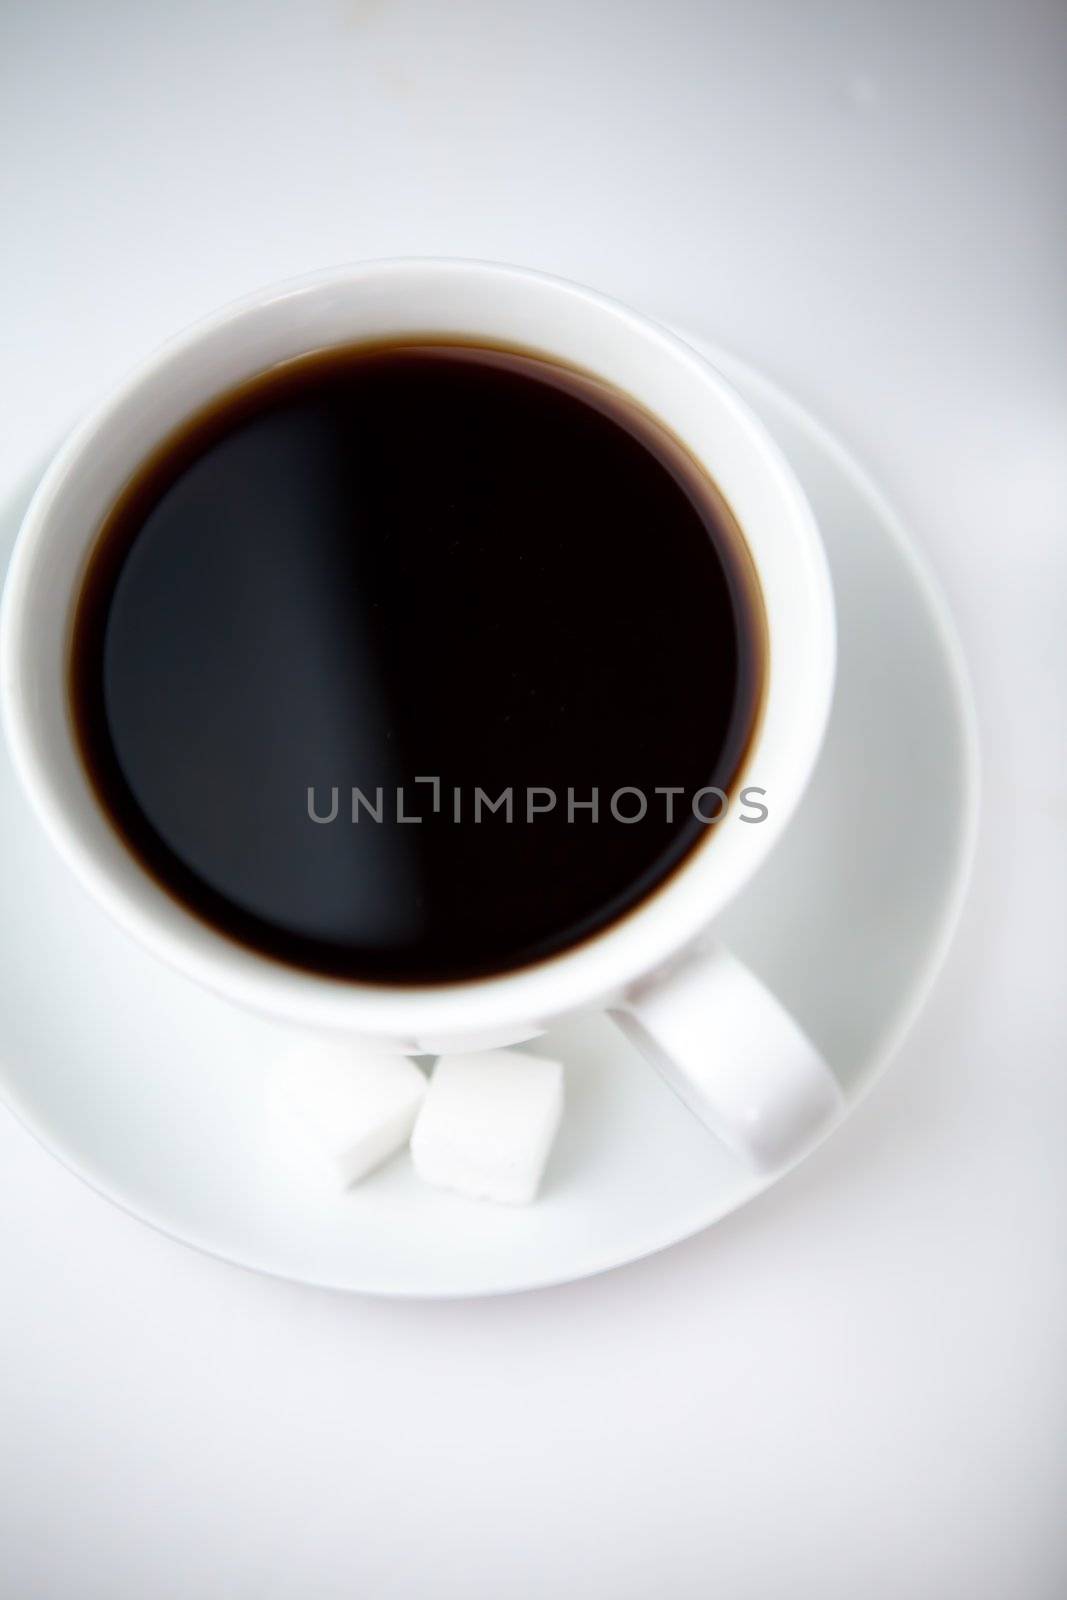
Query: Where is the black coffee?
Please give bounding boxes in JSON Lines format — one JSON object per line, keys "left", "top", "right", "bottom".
{"left": 70, "top": 343, "right": 764, "bottom": 983}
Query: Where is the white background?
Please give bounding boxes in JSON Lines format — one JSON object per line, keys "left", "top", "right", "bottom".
{"left": 2, "top": 2, "right": 1065, "bottom": 1595}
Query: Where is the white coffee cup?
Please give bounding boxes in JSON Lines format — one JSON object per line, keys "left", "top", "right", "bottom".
{"left": 0, "top": 259, "right": 841, "bottom": 1170}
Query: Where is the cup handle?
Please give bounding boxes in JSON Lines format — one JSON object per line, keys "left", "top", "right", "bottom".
{"left": 613, "top": 942, "right": 844, "bottom": 1170}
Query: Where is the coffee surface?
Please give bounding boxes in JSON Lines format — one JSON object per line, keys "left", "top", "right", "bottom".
{"left": 71, "top": 343, "right": 764, "bottom": 982}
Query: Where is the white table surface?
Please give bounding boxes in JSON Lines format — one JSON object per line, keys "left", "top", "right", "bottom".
{"left": 2, "top": 2, "right": 1064, "bottom": 1596}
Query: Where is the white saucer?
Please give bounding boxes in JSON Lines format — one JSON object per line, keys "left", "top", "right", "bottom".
{"left": 0, "top": 341, "right": 978, "bottom": 1297}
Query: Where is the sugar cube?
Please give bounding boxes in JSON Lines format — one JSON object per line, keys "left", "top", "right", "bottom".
{"left": 265, "top": 1041, "right": 427, "bottom": 1188}
{"left": 410, "top": 1049, "right": 564, "bottom": 1205}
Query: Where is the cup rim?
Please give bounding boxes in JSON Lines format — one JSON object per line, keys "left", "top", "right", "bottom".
{"left": 0, "top": 258, "right": 835, "bottom": 1043}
